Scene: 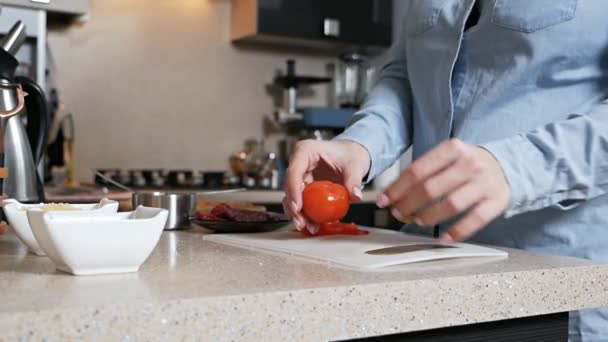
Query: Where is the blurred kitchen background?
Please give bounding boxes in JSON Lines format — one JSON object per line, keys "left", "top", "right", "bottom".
{"left": 0, "top": 0, "right": 409, "bottom": 226}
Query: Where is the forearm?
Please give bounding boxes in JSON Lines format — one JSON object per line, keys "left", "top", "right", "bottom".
{"left": 482, "top": 100, "right": 608, "bottom": 217}
{"left": 335, "top": 60, "right": 413, "bottom": 181}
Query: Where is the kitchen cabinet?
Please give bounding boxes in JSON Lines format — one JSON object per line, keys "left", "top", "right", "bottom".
{"left": 0, "top": 0, "right": 89, "bottom": 16}
{"left": 231, "top": 0, "right": 392, "bottom": 54}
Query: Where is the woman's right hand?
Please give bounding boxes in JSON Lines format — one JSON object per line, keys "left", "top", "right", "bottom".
{"left": 283, "top": 139, "right": 371, "bottom": 234}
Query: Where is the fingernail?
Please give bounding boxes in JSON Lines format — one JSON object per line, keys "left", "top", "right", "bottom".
{"left": 391, "top": 207, "right": 402, "bottom": 220}
{"left": 414, "top": 217, "right": 424, "bottom": 226}
{"left": 438, "top": 233, "right": 454, "bottom": 244}
{"left": 401, "top": 215, "right": 415, "bottom": 224}
{"left": 307, "top": 223, "right": 320, "bottom": 235}
{"left": 291, "top": 200, "right": 300, "bottom": 212}
{"left": 293, "top": 216, "right": 304, "bottom": 229}
{"left": 376, "top": 193, "right": 390, "bottom": 208}
{"left": 352, "top": 186, "right": 363, "bottom": 200}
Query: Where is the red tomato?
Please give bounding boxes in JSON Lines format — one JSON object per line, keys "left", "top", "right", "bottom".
{"left": 318, "top": 222, "right": 369, "bottom": 236}
{"left": 295, "top": 222, "right": 369, "bottom": 237}
{"left": 302, "top": 181, "right": 350, "bottom": 225}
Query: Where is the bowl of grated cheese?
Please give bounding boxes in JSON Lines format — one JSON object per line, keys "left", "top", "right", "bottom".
{"left": 2, "top": 199, "right": 119, "bottom": 256}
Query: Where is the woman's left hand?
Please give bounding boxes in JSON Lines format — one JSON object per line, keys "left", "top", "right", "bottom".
{"left": 377, "top": 139, "right": 511, "bottom": 242}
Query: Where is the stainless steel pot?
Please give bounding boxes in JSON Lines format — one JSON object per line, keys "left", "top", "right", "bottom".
{"left": 95, "top": 170, "right": 244, "bottom": 230}
{"left": 132, "top": 192, "right": 196, "bottom": 230}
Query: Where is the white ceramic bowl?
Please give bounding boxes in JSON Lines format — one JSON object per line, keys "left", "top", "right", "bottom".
{"left": 2, "top": 198, "right": 119, "bottom": 256}
{"left": 27, "top": 206, "right": 168, "bottom": 276}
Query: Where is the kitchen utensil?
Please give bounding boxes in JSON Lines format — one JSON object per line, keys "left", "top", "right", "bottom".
{"left": 61, "top": 113, "right": 76, "bottom": 187}
{"left": 230, "top": 139, "right": 268, "bottom": 189}
{"left": 94, "top": 169, "right": 245, "bottom": 195}
{"left": 132, "top": 192, "right": 195, "bottom": 230}
{"left": 1, "top": 21, "right": 26, "bottom": 55}
{"left": 364, "top": 244, "right": 457, "bottom": 255}
{"left": 334, "top": 52, "right": 372, "bottom": 108}
{"left": 0, "top": 83, "right": 24, "bottom": 192}
{"left": 95, "top": 170, "right": 246, "bottom": 230}
{"left": 117, "top": 170, "right": 131, "bottom": 186}
{"left": 94, "top": 169, "right": 119, "bottom": 187}
{"left": 205, "top": 228, "right": 508, "bottom": 271}
{"left": 167, "top": 170, "right": 193, "bottom": 187}
{"left": 130, "top": 170, "right": 147, "bottom": 187}
{"left": 0, "top": 22, "right": 26, "bottom": 185}
{"left": 27, "top": 206, "right": 168, "bottom": 275}
{"left": 257, "top": 152, "right": 280, "bottom": 189}
{"left": 0, "top": 21, "right": 49, "bottom": 203}
{"left": 191, "top": 213, "right": 289, "bottom": 233}
{"left": 3, "top": 198, "right": 119, "bottom": 256}
{"left": 94, "top": 170, "right": 133, "bottom": 192}
{"left": 142, "top": 169, "right": 166, "bottom": 188}
{"left": 202, "top": 171, "right": 226, "bottom": 188}
{"left": 274, "top": 60, "right": 332, "bottom": 123}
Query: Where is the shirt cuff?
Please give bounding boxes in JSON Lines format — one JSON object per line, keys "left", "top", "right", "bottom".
{"left": 480, "top": 134, "right": 542, "bottom": 217}
{"left": 334, "top": 119, "right": 388, "bottom": 183}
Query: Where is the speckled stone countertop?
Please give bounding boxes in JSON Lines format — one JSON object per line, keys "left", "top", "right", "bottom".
{"left": 1, "top": 229, "right": 608, "bottom": 341}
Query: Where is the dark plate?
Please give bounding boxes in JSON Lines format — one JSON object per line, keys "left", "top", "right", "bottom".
{"left": 191, "top": 216, "right": 290, "bottom": 233}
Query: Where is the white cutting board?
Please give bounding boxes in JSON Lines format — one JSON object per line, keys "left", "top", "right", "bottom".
{"left": 204, "top": 227, "right": 508, "bottom": 271}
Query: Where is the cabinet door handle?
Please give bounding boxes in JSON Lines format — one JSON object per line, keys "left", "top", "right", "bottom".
{"left": 323, "top": 18, "right": 340, "bottom": 37}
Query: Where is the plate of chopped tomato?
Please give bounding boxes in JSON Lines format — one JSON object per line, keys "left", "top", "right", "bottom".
{"left": 191, "top": 203, "right": 289, "bottom": 233}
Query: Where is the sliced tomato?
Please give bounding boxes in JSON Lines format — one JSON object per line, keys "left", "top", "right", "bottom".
{"left": 296, "top": 222, "right": 369, "bottom": 237}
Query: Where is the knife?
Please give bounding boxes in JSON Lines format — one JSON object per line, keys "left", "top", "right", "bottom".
{"left": 365, "top": 244, "right": 457, "bottom": 255}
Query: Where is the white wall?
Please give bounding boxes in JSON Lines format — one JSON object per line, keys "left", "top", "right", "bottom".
{"left": 48, "top": 0, "right": 333, "bottom": 181}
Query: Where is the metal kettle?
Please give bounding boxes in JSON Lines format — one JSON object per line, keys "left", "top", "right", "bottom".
{"left": 0, "top": 21, "right": 48, "bottom": 203}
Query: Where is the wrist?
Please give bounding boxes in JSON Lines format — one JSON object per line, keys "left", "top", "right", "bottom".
{"left": 336, "top": 139, "right": 372, "bottom": 179}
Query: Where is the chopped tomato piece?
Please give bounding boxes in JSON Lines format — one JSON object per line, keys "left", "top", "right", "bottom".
{"left": 296, "top": 221, "right": 369, "bottom": 236}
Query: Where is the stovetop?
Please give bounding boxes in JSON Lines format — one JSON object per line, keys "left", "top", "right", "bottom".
{"left": 94, "top": 169, "right": 232, "bottom": 190}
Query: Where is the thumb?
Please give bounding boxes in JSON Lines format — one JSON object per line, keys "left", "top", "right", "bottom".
{"left": 343, "top": 169, "right": 364, "bottom": 203}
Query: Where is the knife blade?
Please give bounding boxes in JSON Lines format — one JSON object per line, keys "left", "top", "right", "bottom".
{"left": 365, "top": 244, "right": 457, "bottom": 255}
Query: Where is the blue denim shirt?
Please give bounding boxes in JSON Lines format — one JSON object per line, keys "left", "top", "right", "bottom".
{"left": 335, "top": 1, "right": 608, "bottom": 340}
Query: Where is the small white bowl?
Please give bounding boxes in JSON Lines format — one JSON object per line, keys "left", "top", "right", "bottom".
{"left": 3, "top": 199, "right": 119, "bottom": 256}
{"left": 27, "top": 206, "right": 168, "bottom": 276}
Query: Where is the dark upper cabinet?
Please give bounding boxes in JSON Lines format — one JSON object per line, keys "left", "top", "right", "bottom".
{"left": 231, "top": 0, "right": 392, "bottom": 54}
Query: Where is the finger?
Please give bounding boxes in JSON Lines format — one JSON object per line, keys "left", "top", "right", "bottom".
{"left": 391, "top": 155, "right": 478, "bottom": 220}
{"left": 294, "top": 216, "right": 306, "bottom": 231}
{"left": 415, "top": 180, "right": 484, "bottom": 227}
{"left": 379, "top": 139, "right": 468, "bottom": 207}
{"left": 282, "top": 195, "right": 305, "bottom": 230}
{"left": 441, "top": 199, "right": 502, "bottom": 242}
{"left": 285, "top": 167, "right": 306, "bottom": 212}
{"left": 285, "top": 148, "right": 317, "bottom": 210}
{"left": 343, "top": 170, "right": 365, "bottom": 202}
{"left": 282, "top": 196, "right": 293, "bottom": 218}
{"left": 303, "top": 173, "right": 314, "bottom": 185}
{"left": 306, "top": 222, "right": 320, "bottom": 235}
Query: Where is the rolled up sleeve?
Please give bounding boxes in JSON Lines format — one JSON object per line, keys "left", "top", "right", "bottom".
{"left": 481, "top": 100, "right": 608, "bottom": 217}
{"left": 335, "top": 76, "right": 413, "bottom": 181}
